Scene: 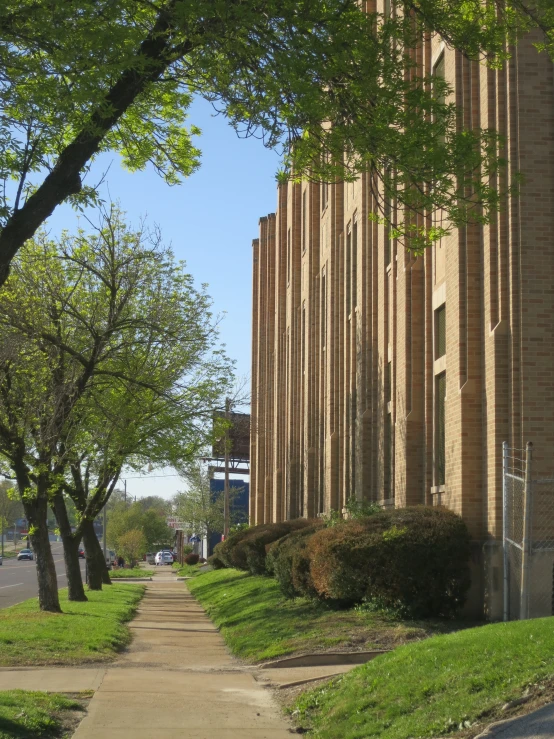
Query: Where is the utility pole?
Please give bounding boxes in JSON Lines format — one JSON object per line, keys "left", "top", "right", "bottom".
{"left": 223, "top": 397, "right": 231, "bottom": 539}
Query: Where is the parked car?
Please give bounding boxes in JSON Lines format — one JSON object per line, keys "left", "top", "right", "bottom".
{"left": 105, "top": 550, "right": 116, "bottom": 569}
{"left": 155, "top": 551, "right": 173, "bottom": 566}
{"left": 17, "top": 549, "right": 34, "bottom": 561}
{"left": 145, "top": 552, "right": 156, "bottom": 565}
{"left": 78, "top": 548, "right": 85, "bottom": 558}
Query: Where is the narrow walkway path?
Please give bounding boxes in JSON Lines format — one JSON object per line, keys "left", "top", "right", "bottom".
{"left": 73, "top": 570, "right": 293, "bottom": 738}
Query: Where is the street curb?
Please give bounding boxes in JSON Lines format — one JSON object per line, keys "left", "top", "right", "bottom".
{"left": 110, "top": 577, "right": 153, "bottom": 582}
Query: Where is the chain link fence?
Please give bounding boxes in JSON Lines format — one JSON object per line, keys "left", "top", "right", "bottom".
{"left": 503, "top": 442, "right": 554, "bottom": 620}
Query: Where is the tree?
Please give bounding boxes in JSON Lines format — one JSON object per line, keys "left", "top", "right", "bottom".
{"left": 107, "top": 502, "right": 172, "bottom": 553}
{"left": 0, "top": 0, "right": 552, "bottom": 276}
{"left": 0, "top": 206, "right": 233, "bottom": 610}
{"left": 117, "top": 529, "right": 147, "bottom": 568}
{"left": 174, "top": 462, "right": 246, "bottom": 553}
{"left": 0, "top": 481, "right": 23, "bottom": 557}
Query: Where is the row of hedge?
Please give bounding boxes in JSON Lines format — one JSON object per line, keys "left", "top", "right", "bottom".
{"left": 212, "top": 506, "right": 471, "bottom": 618}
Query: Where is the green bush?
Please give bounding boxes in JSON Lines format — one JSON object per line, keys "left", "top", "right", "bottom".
{"left": 266, "top": 522, "right": 323, "bottom": 598}
{"left": 216, "top": 519, "right": 313, "bottom": 575}
{"left": 184, "top": 552, "right": 200, "bottom": 565}
{"left": 182, "top": 545, "right": 194, "bottom": 556}
{"left": 307, "top": 506, "right": 471, "bottom": 617}
{"left": 207, "top": 553, "right": 226, "bottom": 569}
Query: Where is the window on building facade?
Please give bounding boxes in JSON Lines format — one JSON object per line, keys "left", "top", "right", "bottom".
{"left": 346, "top": 227, "right": 351, "bottom": 313}
{"left": 321, "top": 180, "right": 328, "bottom": 212}
{"left": 384, "top": 168, "right": 391, "bottom": 267}
{"left": 321, "top": 271, "right": 327, "bottom": 349}
{"left": 435, "top": 304, "right": 446, "bottom": 358}
{"left": 352, "top": 218, "right": 358, "bottom": 309}
{"left": 301, "top": 302, "right": 306, "bottom": 376}
{"left": 302, "top": 190, "right": 307, "bottom": 254}
{"left": 287, "top": 227, "right": 291, "bottom": 285}
{"left": 433, "top": 54, "right": 445, "bottom": 146}
{"left": 435, "top": 372, "right": 446, "bottom": 486}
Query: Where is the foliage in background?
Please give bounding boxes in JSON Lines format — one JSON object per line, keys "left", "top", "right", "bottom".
{"left": 108, "top": 502, "right": 172, "bottom": 553}
{"left": 117, "top": 529, "right": 148, "bottom": 567}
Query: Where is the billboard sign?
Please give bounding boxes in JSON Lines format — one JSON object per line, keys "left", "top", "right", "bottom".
{"left": 212, "top": 411, "right": 250, "bottom": 461}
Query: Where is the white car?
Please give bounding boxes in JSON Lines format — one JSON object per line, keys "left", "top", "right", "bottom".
{"left": 155, "top": 551, "right": 173, "bottom": 566}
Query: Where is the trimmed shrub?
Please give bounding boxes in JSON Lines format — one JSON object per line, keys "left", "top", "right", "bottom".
{"left": 307, "top": 506, "right": 471, "bottom": 617}
{"left": 182, "top": 545, "right": 194, "bottom": 556}
{"left": 184, "top": 552, "right": 200, "bottom": 565}
{"left": 217, "top": 519, "right": 314, "bottom": 575}
{"left": 208, "top": 553, "right": 226, "bottom": 569}
{"left": 266, "top": 521, "right": 324, "bottom": 599}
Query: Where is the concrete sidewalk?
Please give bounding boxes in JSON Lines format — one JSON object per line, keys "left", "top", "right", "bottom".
{"left": 70, "top": 570, "right": 292, "bottom": 738}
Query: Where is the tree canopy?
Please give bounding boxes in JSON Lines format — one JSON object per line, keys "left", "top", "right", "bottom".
{"left": 0, "top": 0, "right": 552, "bottom": 272}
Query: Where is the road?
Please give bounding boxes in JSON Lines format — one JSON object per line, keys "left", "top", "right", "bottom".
{"left": 0, "top": 542, "right": 86, "bottom": 609}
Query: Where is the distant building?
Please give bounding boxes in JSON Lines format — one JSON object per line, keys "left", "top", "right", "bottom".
{"left": 207, "top": 478, "right": 249, "bottom": 556}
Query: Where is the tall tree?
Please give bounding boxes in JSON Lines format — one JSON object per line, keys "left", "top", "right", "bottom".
{"left": 107, "top": 502, "right": 172, "bottom": 554}
{"left": 0, "top": 0, "right": 552, "bottom": 275}
{"left": 0, "top": 206, "right": 233, "bottom": 609}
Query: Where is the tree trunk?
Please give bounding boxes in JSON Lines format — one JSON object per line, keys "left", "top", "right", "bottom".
{"left": 82, "top": 518, "right": 111, "bottom": 589}
{"left": 25, "top": 497, "right": 61, "bottom": 613}
{"left": 52, "top": 495, "right": 87, "bottom": 602}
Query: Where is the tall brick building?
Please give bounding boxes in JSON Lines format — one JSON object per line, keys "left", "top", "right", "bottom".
{"left": 250, "top": 24, "right": 554, "bottom": 617}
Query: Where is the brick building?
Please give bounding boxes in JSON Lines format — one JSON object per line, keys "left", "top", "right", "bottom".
{"left": 250, "top": 25, "right": 554, "bottom": 617}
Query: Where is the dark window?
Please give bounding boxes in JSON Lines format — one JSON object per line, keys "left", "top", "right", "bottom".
{"left": 436, "top": 372, "right": 446, "bottom": 485}
{"left": 321, "top": 272, "right": 326, "bottom": 348}
{"left": 435, "top": 304, "right": 446, "bottom": 359}
{"left": 346, "top": 229, "right": 351, "bottom": 313}
{"left": 384, "top": 168, "right": 391, "bottom": 266}
{"left": 352, "top": 220, "right": 358, "bottom": 309}
{"left": 384, "top": 412, "right": 392, "bottom": 499}
{"left": 385, "top": 361, "right": 391, "bottom": 403}
{"left": 433, "top": 55, "right": 445, "bottom": 146}
{"left": 287, "top": 228, "right": 291, "bottom": 285}
{"left": 301, "top": 303, "right": 306, "bottom": 375}
{"left": 302, "top": 190, "right": 307, "bottom": 253}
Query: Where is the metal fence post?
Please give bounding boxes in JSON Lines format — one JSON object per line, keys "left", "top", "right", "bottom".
{"left": 502, "top": 441, "right": 509, "bottom": 622}
{"left": 520, "top": 442, "right": 533, "bottom": 620}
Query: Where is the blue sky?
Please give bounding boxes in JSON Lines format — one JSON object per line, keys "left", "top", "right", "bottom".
{"left": 46, "top": 97, "right": 280, "bottom": 500}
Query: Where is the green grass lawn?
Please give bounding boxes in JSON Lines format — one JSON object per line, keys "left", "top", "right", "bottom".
{"left": 0, "top": 584, "right": 144, "bottom": 666}
{"left": 186, "top": 569, "right": 460, "bottom": 662}
{"left": 110, "top": 568, "right": 154, "bottom": 578}
{"left": 0, "top": 691, "right": 84, "bottom": 738}
{"left": 173, "top": 562, "right": 203, "bottom": 577}
{"left": 293, "top": 616, "right": 554, "bottom": 738}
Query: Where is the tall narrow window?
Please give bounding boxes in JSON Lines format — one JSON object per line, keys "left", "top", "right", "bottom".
{"left": 302, "top": 190, "right": 307, "bottom": 254}
{"left": 346, "top": 228, "right": 351, "bottom": 312}
{"left": 433, "top": 54, "right": 445, "bottom": 146}
{"left": 301, "top": 303, "right": 306, "bottom": 375}
{"left": 321, "top": 271, "right": 327, "bottom": 348}
{"left": 435, "top": 304, "right": 446, "bottom": 359}
{"left": 384, "top": 167, "right": 391, "bottom": 267}
{"left": 435, "top": 372, "right": 446, "bottom": 485}
{"left": 287, "top": 228, "right": 291, "bottom": 285}
{"left": 352, "top": 219, "right": 358, "bottom": 309}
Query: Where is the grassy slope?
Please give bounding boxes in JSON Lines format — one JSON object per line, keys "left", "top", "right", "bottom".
{"left": 110, "top": 568, "right": 154, "bottom": 578}
{"left": 0, "top": 584, "right": 144, "bottom": 666}
{"left": 294, "top": 616, "right": 554, "bottom": 738}
{"left": 0, "top": 691, "right": 83, "bottom": 739}
{"left": 186, "top": 569, "right": 453, "bottom": 662}
{"left": 173, "top": 563, "right": 203, "bottom": 577}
